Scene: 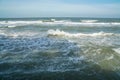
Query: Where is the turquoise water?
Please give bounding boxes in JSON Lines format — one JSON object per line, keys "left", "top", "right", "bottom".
{"left": 0, "top": 18, "right": 120, "bottom": 80}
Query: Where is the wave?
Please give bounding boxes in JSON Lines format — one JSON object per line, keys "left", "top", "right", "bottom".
{"left": 47, "top": 29, "right": 119, "bottom": 37}
{"left": 0, "top": 21, "right": 43, "bottom": 27}
{"left": 0, "top": 20, "right": 120, "bottom": 27}
{"left": 113, "top": 48, "right": 120, "bottom": 54}
{"left": 8, "top": 25, "right": 16, "bottom": 28}
{"left": 0, "top": 29, "right": 119, "bottom": 38}
{"left": 80, "top": 20, "right": 98, "bottom": 23}
{"left": 0, "top": 30, "right": 40, "bottom": 38}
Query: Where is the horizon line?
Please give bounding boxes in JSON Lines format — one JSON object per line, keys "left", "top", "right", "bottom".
{"left": 0, "top": 16, "right": 120, "bottom": 19}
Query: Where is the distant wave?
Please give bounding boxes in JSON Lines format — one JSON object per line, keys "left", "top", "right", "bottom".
{"left": 8, "top": 25, "right": 16, "bottom": 28}
{"left": 0, "top": 30, "right": 40, "bottom": 38}
{"left": 0, "top": 21, "right": 43, "bottom": 27}
{"left": 0, "top": 21, "right": 120, "bottom": 27}
{"left": 80, "top": 20, "right": 98, "bottom": 23}
{"left": 47, "top": 29, "right": 120, "bottom": 37}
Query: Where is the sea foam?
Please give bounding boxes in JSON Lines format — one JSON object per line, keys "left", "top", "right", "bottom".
{"left": 47, "top": 29, "right": 119, "bottom": 37}
{"left": 113, "top": 48, "right": 120, "bottom": 54}
{"left": 1, "top": 20, "right": 120, "bottom": 27}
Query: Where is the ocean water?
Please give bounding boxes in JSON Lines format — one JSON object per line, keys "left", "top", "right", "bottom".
{"left": 0, "top": 17, "right": 120, "bottom": 80}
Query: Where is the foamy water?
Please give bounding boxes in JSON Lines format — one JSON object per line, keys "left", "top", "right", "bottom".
{"left": 0, "top": 18, "right": 120, "bottom": 80}
{"left": 1, "top": 20, "right": 120, "bottom": 27}
{"left": 47, "top": 29, "right": 120, "bottom": 37}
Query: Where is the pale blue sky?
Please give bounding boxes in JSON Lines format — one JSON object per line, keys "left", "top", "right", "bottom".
{"left": 0, "top": 0, "right": 120, "bottom": 18}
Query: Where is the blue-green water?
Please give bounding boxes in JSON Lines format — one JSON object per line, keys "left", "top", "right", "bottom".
{"left": 0, "top": 17, "right": 120, "bottom": 80}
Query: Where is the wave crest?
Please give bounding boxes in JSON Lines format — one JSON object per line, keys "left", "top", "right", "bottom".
{"left": 48, "top": 29, "right": 118, "bottom": 37}
{"left": 1, "top": 20, "right": 120, "bottom": 27}
{"left": 80, "top": 20, "right": 98, "bottom": 23}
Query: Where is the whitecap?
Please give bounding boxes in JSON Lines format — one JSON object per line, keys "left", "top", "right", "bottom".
{"left": 8, "top": 25, "right": 16, "bottom": 28}
{"left": 47, "top": 29, "right": 119, "bottom": 38}
{"left": 0, "top": 30, "right": 6, "bottom": 35}
{"left": 80, "top": 20, "right": 98, "bottom": 23}
{"left": 0, "top": 30, "right": 40, "bottom": 38}
{"left": 113, "top": 48, "right": 120, "bottom": 54}
{"left": 1, "top": 20, "right": 120, "bottom": 27}
{"left": 0, "top": 21, "right": 43, "bottom": 27}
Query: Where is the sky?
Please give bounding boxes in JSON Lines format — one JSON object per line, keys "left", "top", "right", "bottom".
{"left": 0, "top": 0, "right": 120, "bottom": 18}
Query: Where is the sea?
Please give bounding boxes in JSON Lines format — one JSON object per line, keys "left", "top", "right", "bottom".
{"left": 0, "top": 17, "right": 120, "bottom": 80}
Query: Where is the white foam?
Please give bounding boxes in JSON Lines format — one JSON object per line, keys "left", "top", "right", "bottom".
{"left": 8, "top": 25, "right": 16, "bottom": 28}
{"left": 0, "top": 30, "right": 6, "bottom": 35}
{"left": 64, "top": 22, "right": 120, "bottom": 27}
{"left": 0, "top": 21, "right": 43, "bottom": 27}
{"left": 113, "top": 48, "right": 120, "bottom": 54}
{"left": 0, "top": 21, "right": 6, "bottom": 24}
{"left": 69, "top": 56, "right": 85, "bottom": 63}
{"left": 1, "top": 21, "right": 120, "bottom": 27}
{"left": 81, "top": 20, "right": 98, "bottom": 23}
{"left": 106, "top": 54, "right": 114, "bottom": 60}
{"left": 6, "top": 21, "right": 43, "bottom": 24}
{"left": 51, "top": 19, "right": 56, "bottom": 22}
{"left": 42, "top": 21, "right": 120, "bottom": 27}
{"left": 48, "top": 29, "right": 119, "bottom": 37}
{"left": 0, "top": 30, "right": 40, "bottom": 38}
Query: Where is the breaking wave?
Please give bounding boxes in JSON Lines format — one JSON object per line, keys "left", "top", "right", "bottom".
{"left": 47, "top": 29, "right": 119, "bottom": 37}
{"left": 0, "top": 30, "right": 40, "bottom": 38}
{"left": 0, "top": 20, "right": 120, "bottom": 27}
{"left": 113, "top": 48, "right": 120, "bottom": 54}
